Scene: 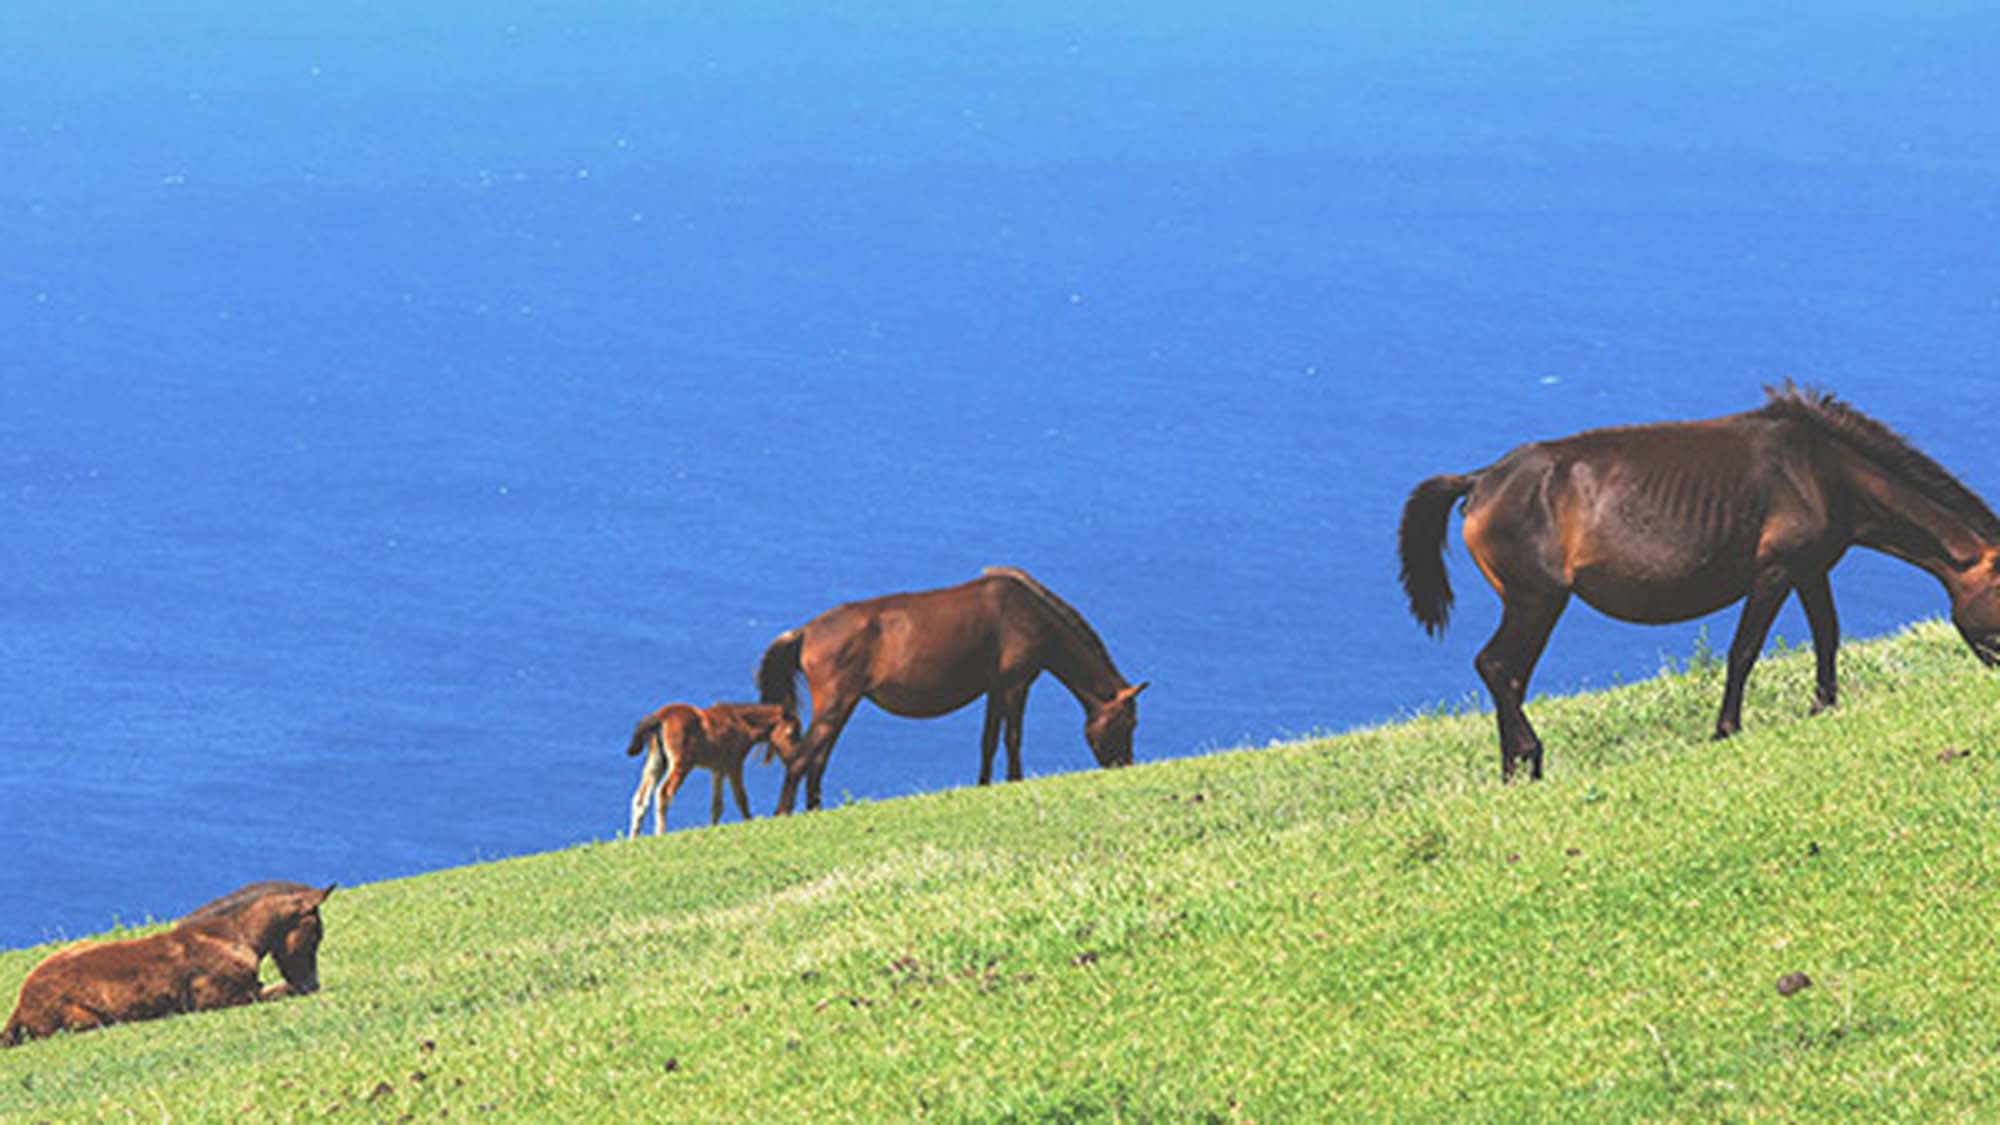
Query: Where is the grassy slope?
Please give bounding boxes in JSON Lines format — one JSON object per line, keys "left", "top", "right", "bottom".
{"left": 4, "top": 622, "right": 1999, "bottom": 1121}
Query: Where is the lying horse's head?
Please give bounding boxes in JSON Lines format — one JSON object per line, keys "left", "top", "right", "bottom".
{"left": 269, "top": 886, "right": 334, "bottom": 994}
{"left": 184, "top": 881, "right": 335, "bottom": 995}
{"left": 1084, "top": 682, "right": 1148, "bottom": 768}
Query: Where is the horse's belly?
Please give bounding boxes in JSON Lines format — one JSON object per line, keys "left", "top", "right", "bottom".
{"left": 1571, "top": 564, "right": 1748, "bottom": 624}
{"left": 868, "top": 681, "right": 985, "bottom": 719}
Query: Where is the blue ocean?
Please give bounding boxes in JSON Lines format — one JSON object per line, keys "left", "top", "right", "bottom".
{"left": 2, "top": 3, "right": 1995, "bottom": 949}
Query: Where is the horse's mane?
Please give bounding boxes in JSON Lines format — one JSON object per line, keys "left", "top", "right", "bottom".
{"left": 982, "top": 567, "right": 1125, "bottom": 680}
{"left": 1758, "top": 382, "right": 2000, "bottom": 538}
{"left": 181, "top": 881, "right": 319, "bottom": 923}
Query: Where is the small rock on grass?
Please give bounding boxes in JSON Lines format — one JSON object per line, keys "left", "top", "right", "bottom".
{"left": 1776, "top": 971, "right": 1812, "bottom": 997}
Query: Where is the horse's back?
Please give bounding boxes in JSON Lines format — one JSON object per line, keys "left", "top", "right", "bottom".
{"left": 800, "top": 579, "right": 1002, "bottom": 660}
{"left": 1464, "top": 412, "right": 1824, "bottom": 619}
{"left": 6, "top": 930, "right": 196, "bottom": 1039}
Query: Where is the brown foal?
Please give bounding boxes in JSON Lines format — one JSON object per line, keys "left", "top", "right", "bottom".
{"left": 1401, "top": 384, "right": 2000, "bottom": 781}
{"left": 625, "top": 701, "right": 799, "bottom": 837}
{"left": 4, "top": 882, "right": 333, "bottom": 1046}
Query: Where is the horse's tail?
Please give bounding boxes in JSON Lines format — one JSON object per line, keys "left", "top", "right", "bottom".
{"left": 626, "top": 712, "right": 664, "bottom": 758}
{"left": 757, "top": 629, "right": 805, "bottom": 721}
{"left": 1399, "top": 472, "right": 1480, "bottom": 638}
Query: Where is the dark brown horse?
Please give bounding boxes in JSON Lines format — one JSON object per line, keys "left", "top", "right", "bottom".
{"left": 625, "top": 701, "right": 800, "bottom": 836}
{"left": 756, "top": 567, "right": 1147, "bottom": 814}
{"left": 1400, "top": 385, "right": 2000, "bottom": 781}
{"left": 4, "top": 881, "right": 333, "bottom": 1046}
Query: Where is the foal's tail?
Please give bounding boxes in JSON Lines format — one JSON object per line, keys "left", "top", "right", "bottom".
{"left": 757, "top": 628, "right": 805, "bottom": 721}
{"left": 1398, "top": 473, "right": 1479, "bottom": 638}
{"left": 626, "top": 712, "right": 665, "bottom": 757}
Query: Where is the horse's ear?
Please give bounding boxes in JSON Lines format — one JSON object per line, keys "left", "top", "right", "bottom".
{"left": 318, "top": 883, "right": 338, "bottom": 902}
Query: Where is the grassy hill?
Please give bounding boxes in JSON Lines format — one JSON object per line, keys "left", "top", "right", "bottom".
{"left": 5, "top": 621, "right": 1999, "bottom": 1121}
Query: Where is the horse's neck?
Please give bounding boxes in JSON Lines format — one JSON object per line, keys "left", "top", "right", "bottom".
{"left": 180, "top": 915, "right": 262, "bottom": 957}
{"left": 1836, "top": 447, "right": 1993, "bottom": 582}
{"left": 722, "top": 705, "right": 779, "bottom": 741}
{"left": 1037, "top": 620, "right": 1125, "bottom": 708}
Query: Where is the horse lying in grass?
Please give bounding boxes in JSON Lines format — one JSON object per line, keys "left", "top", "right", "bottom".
{"left": 626, "top": 701, "right": 800, "bottom": 837}
{"left": 1400, "top": 383, "right": 2000, "bottom": 781}
{"left": 3, "top": 881, "right": 334, "bottom": 1047}
{"left": 757, "top": 566, "right": 1146, "bottom": 814}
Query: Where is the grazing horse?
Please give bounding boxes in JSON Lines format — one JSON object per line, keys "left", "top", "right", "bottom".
{"left": 756, "top": 566, "right": 1147, "bottom": 814}
{"left": 1400, "top": 384, "right": 2000, "bottom": 781}
{"left": 4, "top": 881, "right": 333, "bottom": 1046}
{"left": 625, "top": 701, "right": 800, "bottom": 837}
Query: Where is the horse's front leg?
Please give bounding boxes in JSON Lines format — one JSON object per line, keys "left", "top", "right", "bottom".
{"left": 191, "top": 972, "right": 263, "bottom": 1011}
{"left": 1795, "top": 570, "right": 1840, "bottom": 714}
{"left": 728, "top": 761, "right": 753, "bottom": 822}
{"left": 1714, "top": 570, "right": 1792, "bottom": 740}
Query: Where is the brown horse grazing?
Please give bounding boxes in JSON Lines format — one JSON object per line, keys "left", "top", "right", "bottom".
{"left": 625, "top": 701, "right": 801, "bottom": 837}
{"left": 1400, "top": 385, "right": 2000, "bottom": 781}
{"left": 756, "top": 566, "right": 1147, "bottom": 814}
{"left": 3, "top": 881, "right": 334, "bottom": 1047}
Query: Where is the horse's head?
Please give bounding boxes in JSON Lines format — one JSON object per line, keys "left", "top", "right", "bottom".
{"left": 752, "top": 709, "right": 804, "bottom": 767}
{"left": 1084, "top": 682, "right": 1147, "bottom": 767}
{"left": 1952, "top": 561, "right": 2000, "bottom": 666}
{"left": 768, "top": 712, "right": 804, "bottom": 763}
{"left": 268, "top": 884, "right": 335, "bottom": 995}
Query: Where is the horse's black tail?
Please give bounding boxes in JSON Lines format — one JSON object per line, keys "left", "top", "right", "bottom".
{"left": 1398, "top": 473, "right": 1479, "bottom": 638}
{"left": 757, "top": 629, "right": 805, "bottom": 722}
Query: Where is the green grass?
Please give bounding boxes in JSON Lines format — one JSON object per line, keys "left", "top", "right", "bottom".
{"left": 6, "top": 621, "right": 2000, "bottom": 1121}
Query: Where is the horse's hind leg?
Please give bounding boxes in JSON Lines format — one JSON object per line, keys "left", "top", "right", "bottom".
{"left": 978, "top": 694, "right": 1003, "bottom": 785}
{"left": 1714, "top": 569, "right": 1793, "bottom": 740}
{"left": 778, "top": 696, "right": 857, "bottom": 815}
{"left": 1001, "top": 685, "right": 1029, "bottom": 782}
{"left": 1475, "top": 592, "right": 1568, "bottom": 781}
{"left": 1795, "top": 570, "right": 1840, "bottom": 714}
{"left": 655, "top": 765, "right": 692, "bottom": 834}
{"left": 709, "top": 770, "right": 726, "bottom": 825}
{"left": 628, "top": 744, "right": 665, "bottom": 840}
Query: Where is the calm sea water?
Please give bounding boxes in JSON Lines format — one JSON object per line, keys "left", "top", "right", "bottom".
{"left": 2, "top": 3, "right": 1995, "bottom": 949}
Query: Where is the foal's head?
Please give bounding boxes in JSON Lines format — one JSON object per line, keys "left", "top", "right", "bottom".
{"left": 1083, "top": 682, "right": 1148, "bottom": 767}
{"left": 757, "top": 709, "right": 804, "bottom": 765}
{"left": 255, "top": 885, "right": 335, "bottom": 995}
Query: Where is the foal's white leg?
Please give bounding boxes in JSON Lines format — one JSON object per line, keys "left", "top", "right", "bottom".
{"left": 628, "top": 742, "right": 665, "bottom": 840}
